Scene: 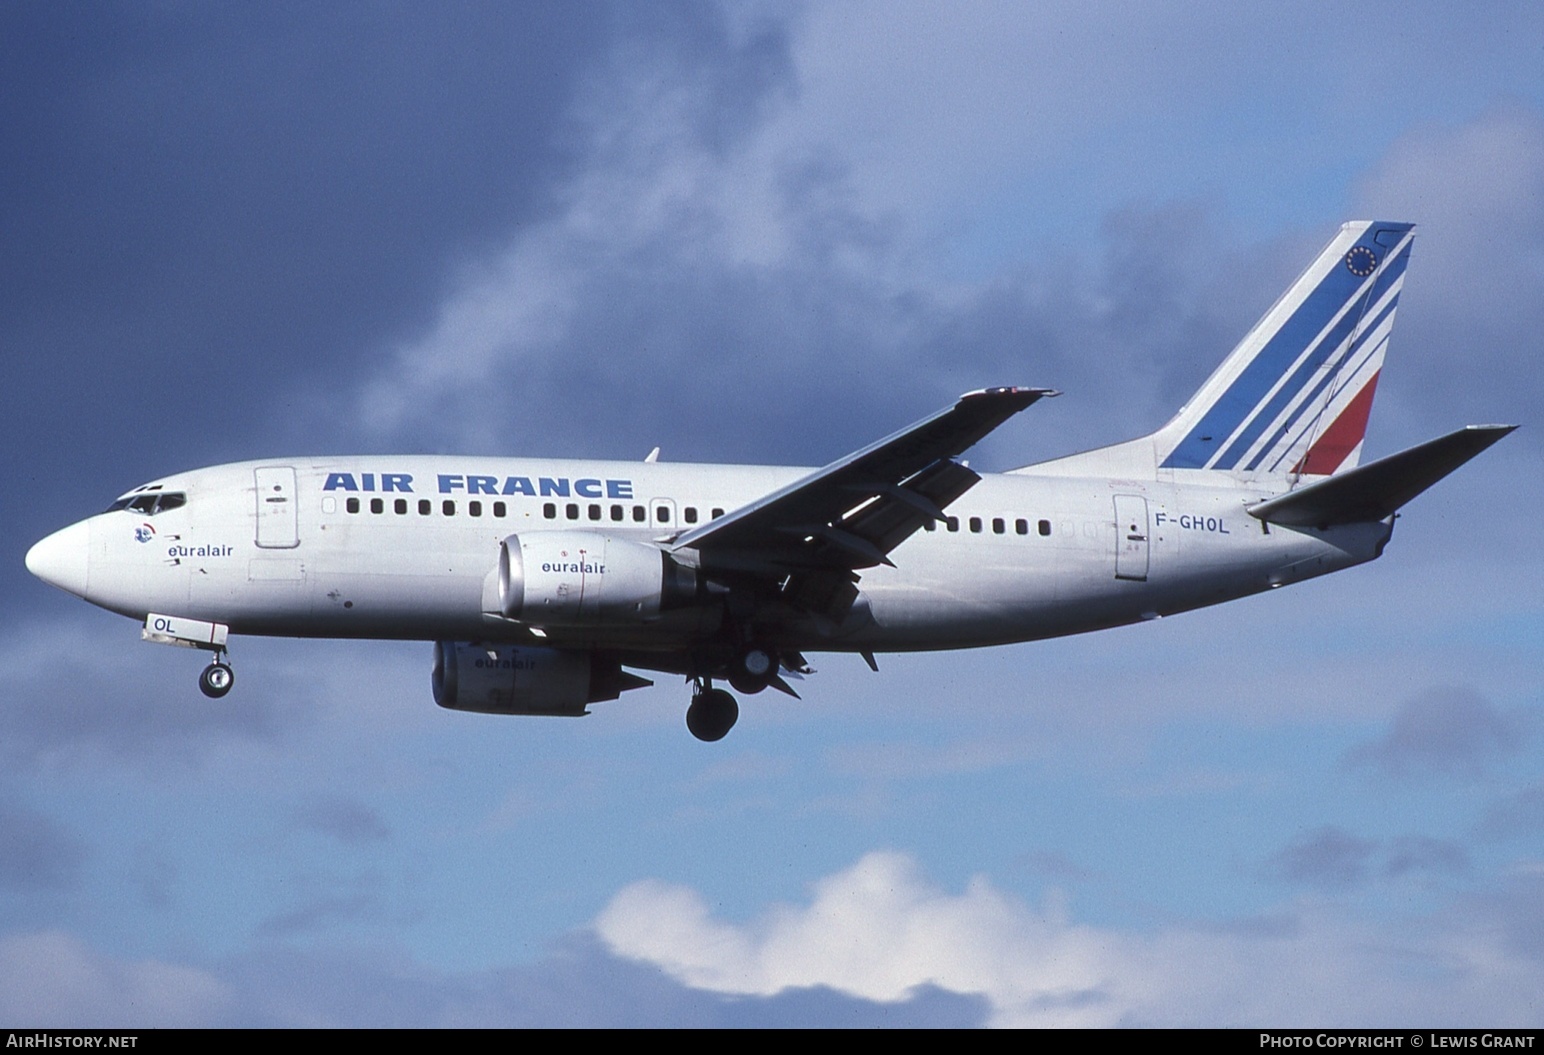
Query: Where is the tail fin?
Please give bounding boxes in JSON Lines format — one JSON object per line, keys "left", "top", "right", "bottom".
{"left": 1155, "top": 220, "right": 1415, "bottom": 476}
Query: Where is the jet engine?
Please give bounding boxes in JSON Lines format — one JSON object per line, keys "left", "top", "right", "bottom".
{"left": 432, "top": 641, "right": 651, "bottom": 716}
{"left": 497, "top": 531, "right": 698, "bottom": 626}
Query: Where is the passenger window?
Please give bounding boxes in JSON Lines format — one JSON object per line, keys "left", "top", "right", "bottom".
{"left": 946, "top": 517, "right": 959, "bottom": 532}
{"left": 611, "top": 504, "right": 624, "bottom": 522}
{"left": 992, "top": 517, "right": 1005, "bottom": 535}
{"left": 633, "top": 506, "right": 646, "bottom": 523}
{"left": 367, "top": 498, "right": 382, "bottom": 514}
{"left": 395, "top": 498, "right": 408, "bottom": 515}
{"left": 419, "top": 499, "right": 432, "bottom": 515}
{"left": 969, "top": 516, "right": 982, "bottom": 533}
{"left": 346, "top": 497, "right": 360, "bottom": 514}
{"left": 656, "top": 505, "right": 671, "bottom": 523}
{"left": 588, "top": 504, "right": 601, "bottom": 521}
{"left": 712, "top": 508, "right": 724, "bottom": 519}
{"left": 469, "top": 501, "right": 482, "bottom": 517}
{"left": 566, "top": 503, "right": 579, "bottom": 520}
{"left": 493, "top": 501, "right": 506, "bottom": 518}
{"left": 442, "top": 500, "right": 456, "bottom": 516}
{"left": 544, "top": 503, "right": 557, "bottom": 520}
{"left": 1016, "top": 518, "right": 1028, "bottom": 535}
{"left": 1039, "top": 519, "right": 1052, "bottom": 536}
{"left": 684, "top": 507, "right": 698, "bottom": 524}
{"left": 924, "top": 520, "right": 935, "bottom": 532}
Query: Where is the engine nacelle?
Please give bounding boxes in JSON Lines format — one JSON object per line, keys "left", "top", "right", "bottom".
{"left": 497, "top": 531, "right": 696, "bottom": 626}
{"left": 432, "top": 641, "right": 593, "bottom": 716}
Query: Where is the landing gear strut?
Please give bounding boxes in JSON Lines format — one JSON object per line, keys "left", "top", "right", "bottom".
{"left": 199, "top": 654, "right": 235, "bottom": 699}
{"left": 686, "top": 681, "right": 738, "bottom": 742}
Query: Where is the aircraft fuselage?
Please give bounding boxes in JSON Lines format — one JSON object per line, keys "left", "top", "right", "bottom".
{"left": 51, "top": 456, "right": 1390, "bottom": 655}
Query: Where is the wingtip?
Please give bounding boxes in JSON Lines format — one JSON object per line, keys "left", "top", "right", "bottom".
{"left": 961, "top": 386, "right": 1060, "bottom": 402}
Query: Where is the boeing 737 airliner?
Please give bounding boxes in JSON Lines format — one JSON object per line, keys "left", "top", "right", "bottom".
{"left": 26, "top": 222, "right": 1513, "bottom": 739}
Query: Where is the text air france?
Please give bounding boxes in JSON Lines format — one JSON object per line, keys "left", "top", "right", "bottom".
{"left": 323, "top": 472, "right": 634, "bottom": 500}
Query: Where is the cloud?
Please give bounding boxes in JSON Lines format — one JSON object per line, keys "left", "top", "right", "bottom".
{"left": 594, "top": 850, "right": 1544, "bottom": 1026}
{"left": 1266, "top": 829, "right": 1472, "bottom": 889}
{"left": 1265, "top": 826, "right": 1378, "bottom": 888}
{"left": 0, "top": 621, "right": 312, "bottom": 771}
{"left": 0, "top": 932, "right": 231, "bottom": 1028}
{"left": 1478, "top": 782, "right": 1544, "bottom": 841}
{"left": 0, "top": 798, "right": 84, "bottom": 891}
{"left": 293, "top": 796, "right": 391, "bottom": 846}
{"left": 1383, "top": 836, "right": 1470, "bottom": 879}
{"left": 0, "top": 927, "right": 986, "bottom": 1028}
{"left": 1352, "top": 104, "right": 1544, "bottom": 430}
{"left": 1345, "top": 687, "right": 1526, "bottom": 781}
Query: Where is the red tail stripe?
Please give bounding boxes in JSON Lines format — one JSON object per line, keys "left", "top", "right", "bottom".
{"left": 1292, "top": 371, "right": 1381, "bottom": 476}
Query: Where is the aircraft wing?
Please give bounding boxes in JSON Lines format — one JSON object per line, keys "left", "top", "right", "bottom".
{"left": 670, "top": 388, "right": 1054, "bottom": 585}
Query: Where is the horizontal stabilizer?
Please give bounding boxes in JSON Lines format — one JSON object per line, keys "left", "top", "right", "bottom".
{"left": 1247, "top": 424, "right": 1516, "bottom": 528}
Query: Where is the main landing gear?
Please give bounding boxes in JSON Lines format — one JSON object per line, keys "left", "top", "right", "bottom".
{"left": 198, "top": 654, "right": 235, "bottom": 698}
{"left": 684, "top": 642, "right": 802, "bottom": 741}
{"left": 726, "top": 644, "right": 778, "bottom": 695}
{"left": 686, "top": 683, "right": 739, "bottom": 742}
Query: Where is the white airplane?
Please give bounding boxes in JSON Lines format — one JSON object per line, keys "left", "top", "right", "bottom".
{"left": 27, "top": 221, "right": 1513, "bottom": 740}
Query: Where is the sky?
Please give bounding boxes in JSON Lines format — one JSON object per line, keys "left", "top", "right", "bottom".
{"left": 2, "top": 1, "right": 1542, "bottom": 1028}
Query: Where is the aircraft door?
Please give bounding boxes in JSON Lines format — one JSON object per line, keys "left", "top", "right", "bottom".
{"left": 1113, "top": 494, "right": 1149, "bottom": 581}
{"left": 254, "top": 466, "right": 300, "bottom": 549}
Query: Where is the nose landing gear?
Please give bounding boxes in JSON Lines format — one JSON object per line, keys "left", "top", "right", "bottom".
{"left": 198, "top": 655, "right": 235, "bottom": 698}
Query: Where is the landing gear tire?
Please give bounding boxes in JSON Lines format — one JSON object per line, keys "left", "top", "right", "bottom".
{"left": 727, "top": 645, "right": 778, "bottom": 695}
{"left": 199, "top": 661, "right": 234, "bottom": 699}
{"left": 686, "top": 688, "right": 739, "bottom": 742}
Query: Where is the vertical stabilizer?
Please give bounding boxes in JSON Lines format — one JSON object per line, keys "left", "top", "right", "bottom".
{"left": 1154, "top": 221, "right": 1414, "bottom": 476}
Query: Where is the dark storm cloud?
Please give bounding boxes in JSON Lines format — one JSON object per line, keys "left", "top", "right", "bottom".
{"left": 2, "top": 2, "right": 798, "bottom": 624}
{"left": 364, "top": 189, "right": 1262, "bottom": 473}
{"left": 4, "top": 2, "right": 602, "bottom": 601}
{"left": 1345, "top": 687, "right": 1526, "bottom": 781}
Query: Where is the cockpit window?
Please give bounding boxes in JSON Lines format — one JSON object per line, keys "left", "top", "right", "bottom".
{"left": 106, "top": 492, "right": 187, "bottom": 515}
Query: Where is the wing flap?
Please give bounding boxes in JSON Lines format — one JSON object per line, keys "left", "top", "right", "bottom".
{"left": 1247, "top": 424, "right": 1515, "bottom": 528}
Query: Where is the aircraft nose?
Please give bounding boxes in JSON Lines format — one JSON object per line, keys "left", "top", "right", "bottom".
{"left": 25, "top": 519, "right": 91, "bottom": 598}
